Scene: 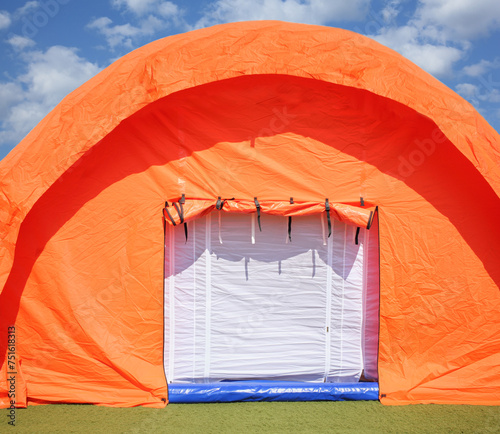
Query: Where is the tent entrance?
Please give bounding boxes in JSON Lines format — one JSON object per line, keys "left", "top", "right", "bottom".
{"left": 164, "top": 211, "right": 379, "bottom": 384}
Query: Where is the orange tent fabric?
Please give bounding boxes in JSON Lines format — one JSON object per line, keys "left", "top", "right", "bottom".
{"left": 1, "top": 21, "right": 499, "bottom": 407}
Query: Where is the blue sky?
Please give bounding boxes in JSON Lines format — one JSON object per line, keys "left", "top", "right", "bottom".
{"left": 0, "top": 0, "right": 499, "bottom": 160}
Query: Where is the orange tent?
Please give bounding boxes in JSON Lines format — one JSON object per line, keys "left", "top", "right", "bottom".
{"left": 1, "top": 21, "right": 499, "bottom": 407}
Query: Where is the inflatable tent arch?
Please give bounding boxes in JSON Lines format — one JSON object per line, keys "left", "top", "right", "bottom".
{"left": 1, "top": 21, "right": 499, "bottom": 408}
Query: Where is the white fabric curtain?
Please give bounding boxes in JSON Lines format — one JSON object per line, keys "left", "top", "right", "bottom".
{"left": 164, "top": 212, "right": 378, "bottom": 383}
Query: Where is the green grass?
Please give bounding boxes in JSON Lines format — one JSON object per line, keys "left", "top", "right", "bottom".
{"left": 3, "top": 401, "right": 499, "bottom": 433}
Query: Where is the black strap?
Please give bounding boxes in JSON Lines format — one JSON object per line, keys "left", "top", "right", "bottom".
{"left": 288, "top": 197, "right": 293, "bottom": 242}
{"left": 367, "top": 210, "right": 375, "bottom": 230}
{"left": 325, "top": 198, "right": 331, "bottom": 238}
{"left": 173, "top": 201, "right": 184, "bottom": 224}
{"left": 163, "top": 198, "right": 187, "bottom": 239}
{"left": 355, "top": 227, "right": 360, "bottom": 245}
{"left": 216, "top": 196, "right": 235, "bottom": 209}
{"left": 360, "top": 197, "right": 364, "bottom": 207}
{"left": 163, "top": 204, "right": 176, "bottom": 226}
{"left": 179, "top": 194, "right": 185, "bottom": 204}
{"left": 254, "top": 197, "right": 262, "bottom": 231}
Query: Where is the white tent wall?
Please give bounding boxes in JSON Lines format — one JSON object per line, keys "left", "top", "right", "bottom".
{"left": 164, "top": 212, "right": 379, "bottom": 383}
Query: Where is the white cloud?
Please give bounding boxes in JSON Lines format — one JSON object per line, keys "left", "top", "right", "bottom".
{"left": 7, "top": 34, "right": 36, "bottom": 50}
{"left": 0, "top": 10, "right": 11, "bottom": 29}
{"left": 456, "top": 59, "right": 500, "bottom": 116}
{"left": 399, "top": 42, "right": 462, "bottom": 77}
{"left": 415, "top": 0, "right": 500, "bottom": 40}
{"left": 112, "top": 0, "right": 159, "bottom": 16}
{"left": 88, "top": 17, "right": 141, "bottom": 49}
{"left": 372, "top": 25, "right": 463, "bottom": 76}
{"left": 89, "top": 1, "right": 183, "bottom": 49}
{"left": 0, "top": 46, "right": 101, "bottom": 147}
{"left": 456, "top": 83, "right": 479, "bottom": 99}
{"left": 158, "top": 1, "right": 180, "bottom": 18}
{"left": 0, "top": 83, "right": 24, "bottom": 119}
{"left": 381, "top": 0, "right": 402, "bottom": 23}
{"left": 194, "top": 0, "right": 370, "bottom": 28}
{"left": 88, "top": 16, "right": 113, "bottom": 29}
{"left": 456, "top": 82, "right": 500, "bottom": 108}
{"left": 372, "top": 24, "right": 417, "bottom": 47}
{"left": 140, "top": 14, "right": 165, "bottom": 32}
{"left": 14, "top": 1, "right": 40, "bottom": 18}
{"left": 463, "top": 59, "right": 500, "bottom": 77}
{"left": 479, "top": 89, "right": 500, "bottom": 103}
{"left": 366, "top": 1, "right": 500, "bottom": 80}
{"left": 112, "top": 0, "right": 181, "bottom": 18}
{"left": 19, "top": 46, "right": 101, "bottom": 106}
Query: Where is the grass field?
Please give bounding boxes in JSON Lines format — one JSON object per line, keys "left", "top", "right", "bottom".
{"left": 3, "top": 401, "right": 499, "bottom": 433}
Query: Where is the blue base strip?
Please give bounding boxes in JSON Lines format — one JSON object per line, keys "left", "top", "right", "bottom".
{"left": 168, "top": 381, "right": 379, "bottom": 403}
